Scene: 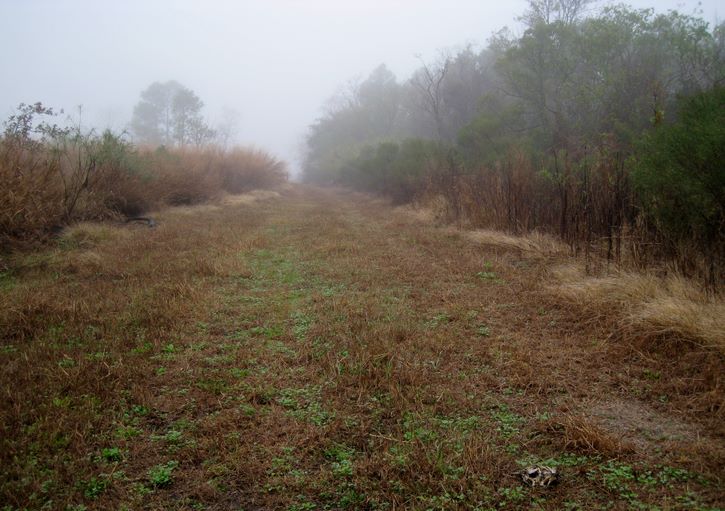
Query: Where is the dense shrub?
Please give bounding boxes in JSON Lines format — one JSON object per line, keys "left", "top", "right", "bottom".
{"left": 632, "top": 87, "right": 725, "bottom": 285}
{"left": 338, "top": 139, "right": 443, "bottom": 203}
{"left": 302, "top": 3, "right": 724, "bottom": 286}
{"left": 0, "top": 103, "right": 287, "bottom": 247}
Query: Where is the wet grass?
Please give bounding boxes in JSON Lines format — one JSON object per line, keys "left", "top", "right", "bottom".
{"left": 1, "top": 186, "right": 722, "bottom": 510}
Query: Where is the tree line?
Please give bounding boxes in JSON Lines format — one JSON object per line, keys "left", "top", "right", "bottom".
{"left": 302, "top": 0, "right": 725, "bottom": 287}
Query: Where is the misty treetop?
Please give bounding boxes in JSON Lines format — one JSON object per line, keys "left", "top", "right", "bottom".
{"left": 303, "top": 0, "right": 725, "bottom": 285}
{"left": 131, "top": 80, "right": 216, "bottom": 147}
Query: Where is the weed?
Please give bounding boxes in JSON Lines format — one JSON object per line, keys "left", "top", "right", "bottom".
{"left": 325, "top": 444, "right": 355, "bottom": 478}
{"left": 115, "top": 426, "right": 141, "bottom": 439}
{"left": 590, "top": 460, "right": 639, "bottom": 502}
{"left": 642, "top": 369, "right": 661, "bottom": 381}
{"left": 335, "top": 483, "right": 365, "bottom": 508}
{"left": 130, "top": 405, "right": 149, "bottom": 416}
{"left": 239, "top": 403, "right": 256, "bottom": 416}
{"left": 287, "top": 499, "right": 316, "bottom": 511}
{"left": 250, "top": 324, "right": 284, "bottom": 340}
{"left": 151, "top": 429, "right": 183, "bottom": 447}
{"left": 497, "top": 486, "right": 526, "bottom": 506}
{"left": 196, "top": 378, "right": 229, "bottom": 395}
{"left": 132, "top": 342, "right": 153, "bottom": 354}
{"left": 81, "top": 477, "right": 109, "bottom": 499}
{"left": 204, "top": 354, "right": 234, "bottom": 365}
{"left": 101, "top": 447, "right": 122, "bottom": 462}
{"left": 267, "top": 340, "right": 297, "bottom": 357}
{"left": 675, "top": 491, "right": 719, "bottom": 510}
{"left": 291, "top": 310, "right": 313, "bottom": 341}
{"left": 491, "top": 404, "right": 524, "bottom": 439}
{"left": 53, "top": 396, "right": 72, "bottom": 408}
{"left": 277, "top": 386, "right": 332, "bottom": 426}
{"left": 229, "top": 367, "right": 249, "bottom": 378}
{"left": 148, "top": 461, "right": 178, "bottom": 488}
{"left": 58, "top": 357, "right": 76, "bottom": 368}
{"left": 388, "top": 444, "right": 409, "bottom": 467}
{"left": 657, "top": 466, "right": 693, "bottom": 484}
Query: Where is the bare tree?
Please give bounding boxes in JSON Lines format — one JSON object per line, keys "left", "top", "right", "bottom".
{"left": 558, "top": 0, "right": 592, "bottom": 24}
{"left": 409, "top": 53, "right": 451, "bottom": 141}
{"left": 520, "top": 0, "right": 592, "bottom": 26}
{"left": 215, "top": 107, "right": 241, "bottom": 150}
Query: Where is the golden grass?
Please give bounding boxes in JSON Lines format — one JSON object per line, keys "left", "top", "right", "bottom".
{"left": 61, "top": 222, "right": 132, "bottom": 247}
{"left": 551, "top": 264, "right": 725, "bottom": 353}
{"left": 395, "top": 195, "right": 449, "bottom": 225}
{"left": 427, "top": 214, "right": 723, "bottom": 354}
{"left": 464, "top": 229, "right": 567, "bottom": 256}
{"left": 222, "top": 189, "right": 282, "bottom": 206}
{"left": 551, "top": 413, "right": 634, "bottom": 456}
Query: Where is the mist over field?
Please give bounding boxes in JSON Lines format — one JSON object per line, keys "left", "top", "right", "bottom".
{"left": 1, "top": 2, "right": 725, "bottom": 510}
{"left": 0, "top": 0, "right": 720, "bottom": 175}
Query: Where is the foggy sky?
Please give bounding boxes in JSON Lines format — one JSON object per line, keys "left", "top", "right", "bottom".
{"left": 1, "top": 0, "right": 721, "bottom": 175}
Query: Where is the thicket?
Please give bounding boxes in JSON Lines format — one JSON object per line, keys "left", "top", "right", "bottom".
{"left": 0, "top": 103, "right": 287, "bottom": 247}
{"left": 303, "top": 2, "right": 725, "bottom": 286}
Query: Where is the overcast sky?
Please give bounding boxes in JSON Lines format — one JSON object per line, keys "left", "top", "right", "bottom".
{"left": 1, "top": 0, "right": 721, "bottom": 174}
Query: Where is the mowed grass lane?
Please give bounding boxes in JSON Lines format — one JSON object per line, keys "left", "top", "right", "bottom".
{"left": 1, "top": 186, "right": 722, "bottom": 510}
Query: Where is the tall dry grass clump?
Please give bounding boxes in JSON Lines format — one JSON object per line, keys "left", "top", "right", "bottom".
{"left": 0, "top": 139, "right": 65, "bottom": 242}
{"left": 550, "top": 264, "right": 725, "bottom": 354}
{"left": 218, "top": 147, "right": 288, "bottom": 193}
{"left": 0, "top": 103, "right": 287, "bottom": 248}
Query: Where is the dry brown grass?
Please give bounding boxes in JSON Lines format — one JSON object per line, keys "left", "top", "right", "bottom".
{"left": 1, "top": 186, "right": 722, "bottom": 510}
{"left": 0, "top": 128, "right": 288, "bottom": 247}
{"left": 221, "top": 189, "right": 282, "bottom": 206}
{"left": 550, "top": 413, "right": 635, "bottom": 456}
{"left": 464, "top": 229, "right": 567, "bottom": 257}
{"left": 550, "top": 264, "right": 725, "bottom": 354}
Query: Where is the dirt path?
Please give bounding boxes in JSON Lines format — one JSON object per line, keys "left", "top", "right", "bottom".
{"left": 1, "top": 186, "right": 722, "bottom": 510}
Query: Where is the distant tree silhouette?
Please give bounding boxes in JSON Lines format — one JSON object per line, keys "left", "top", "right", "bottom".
{"left": 131, "top": 81, "right": 214, "bottom": 147}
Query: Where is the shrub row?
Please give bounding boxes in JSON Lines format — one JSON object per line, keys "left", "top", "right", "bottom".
{"left": 0, "top": 103, "right": 287, "bottom": 247}
{"left": 330, "top": 88, "right": 724, "bottom": 288}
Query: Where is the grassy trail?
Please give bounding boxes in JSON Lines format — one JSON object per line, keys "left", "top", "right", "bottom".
{"left": 1, "top": 186, "right": 722, "bottom": 510}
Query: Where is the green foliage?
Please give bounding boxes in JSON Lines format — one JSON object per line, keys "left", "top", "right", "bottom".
{"left": 81, "top": 476, "right": 109, "bottom": 499}
{"left": 633, "top": 87, "right": 725, "bottom": 257}
{"left": 302, "top": 3, "right": 724, "bottom": 282}
{"left": 147, "top": 460, "right": 178, "bottom": 487}
{"left": 336, "top": 138, "right": 443, "bottom": 203}
{"left": 457, "top": 95, "right": 528, "bottom": 165}
{"left": 101, "top": 447, "right": 122, "bottom": 462}
{"left": 490, "top": 404, "right": 524, "bottom": 439}
{"left": 277, "top": 386, "right": 332, "bottom": 426}
{"left": 324, "top": 444, "right": 355, "bottom": 478}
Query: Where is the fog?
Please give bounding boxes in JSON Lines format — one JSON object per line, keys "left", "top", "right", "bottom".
{"left": 1, "top": 0, "right": 720, "bottom": 175}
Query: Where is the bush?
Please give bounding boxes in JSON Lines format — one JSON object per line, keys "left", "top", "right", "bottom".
{"left": 338, "top": 139, "right": 442, "bottom": 203}
{"left": 632, "top": 87, "right": 725, "bottom": 284}
{"left": 0, "top": 103, "right": 288, "bottom": 247}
